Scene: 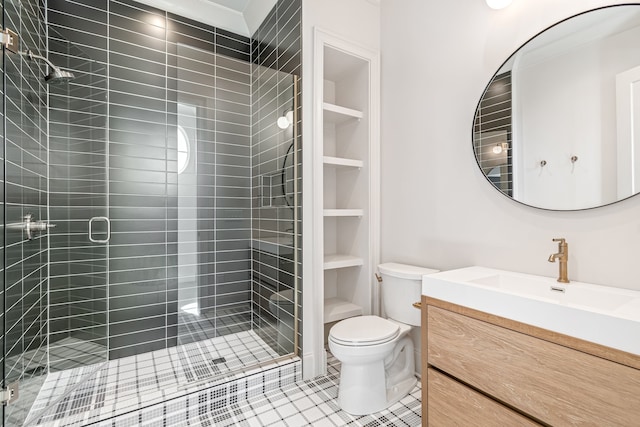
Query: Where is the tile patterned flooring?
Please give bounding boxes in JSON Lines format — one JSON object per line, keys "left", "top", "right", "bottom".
{"left": 93, "top": 353, "right": 421, "bottom": 427}
{"left": 28, "top": 331, "right": 281, "bottom": 426}
{"left": 23, "top": 337, "right": 421, "bottom": 426}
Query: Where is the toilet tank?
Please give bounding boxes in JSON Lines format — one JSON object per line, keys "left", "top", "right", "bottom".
{"left": 378, "top": 263, "right": 439, "bottom": 326}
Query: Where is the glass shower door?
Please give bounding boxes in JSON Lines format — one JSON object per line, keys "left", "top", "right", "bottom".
{"left": 0, "top": 9, "right": 110, "bottom": 423}
{"left": 2, "top": 0, "right": 52, "bottom": 424}
{"left": 46, "top": 37, "right": 109, "bottom": 371}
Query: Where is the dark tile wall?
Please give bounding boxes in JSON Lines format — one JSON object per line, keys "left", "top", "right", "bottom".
{"left": 3, "top": 0, "right": 49, "bottom": 424}
{"left": 47, "top": 1, "right": 109, "bottom": 370}
{"left": 47, "top": 0, "right": 254, "bottom": 361}
{"left": 251, "top": 0, "right": 302, "bottom": 356}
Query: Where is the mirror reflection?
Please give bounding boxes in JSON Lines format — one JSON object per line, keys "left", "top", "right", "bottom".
{"left": 473, "top": 5, "right": 640, "bottom": 210}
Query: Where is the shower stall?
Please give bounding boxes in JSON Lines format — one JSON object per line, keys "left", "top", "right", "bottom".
{"left": 1, "top": 0, "right": 302, "bottom": 425}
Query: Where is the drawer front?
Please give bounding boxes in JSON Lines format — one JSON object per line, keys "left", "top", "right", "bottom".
{"left": 427, "top": 306, "right": 640, "bottom": 427}
{"left": 427, "top": 368, "right": 540, "bottom": 426}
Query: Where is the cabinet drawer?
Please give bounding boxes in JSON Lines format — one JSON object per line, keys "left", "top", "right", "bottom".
{"left": 427, "top": 306, "right": 640, "bottom": 426}
{"left": 427, "top": 368, "right": 540, "bottom": 426}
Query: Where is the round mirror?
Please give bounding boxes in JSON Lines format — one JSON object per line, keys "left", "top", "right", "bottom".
{"left": 473, "top": 5, "right": 640, "bottom": 210}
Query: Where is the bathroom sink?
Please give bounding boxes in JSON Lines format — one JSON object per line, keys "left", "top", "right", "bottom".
{"left": 469, "top": 273, "right": 633, "bottom": 311}
{"left": 422, "top": 266, "right": 640, "bottom": 355}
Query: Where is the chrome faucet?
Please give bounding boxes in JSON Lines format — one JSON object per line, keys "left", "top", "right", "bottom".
{"left": 548, "top": 238, "right": 569, "bottom": 283}
{"left": 7, "top": 213, "right": 56, "bottom": 240}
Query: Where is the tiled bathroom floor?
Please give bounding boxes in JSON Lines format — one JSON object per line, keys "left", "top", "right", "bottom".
{"left": 207, "top": 353, "right": 423, "bottom": 427}
{"left": 28, "top": 330, "right": 280, "bottom": 426}
{"left": 97, "top": 352, "right": 422, "bottom": 427}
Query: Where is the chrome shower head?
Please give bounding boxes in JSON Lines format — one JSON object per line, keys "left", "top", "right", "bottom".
{"left": 45, "top": 68, "right": 75, "bottom": 84}
{"left": 21, "top": 49, "right": 75, "bottom": 84}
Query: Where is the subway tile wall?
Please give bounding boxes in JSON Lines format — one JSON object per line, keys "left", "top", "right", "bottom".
{"left": 45, "top": 0, "right": 302, "bottom": 366}
{"left": 3, "top": 0, "right": 49, "bottom": 425}
{"left": 46, "top": 0, "right": 257, "bottom": 362}
{"left": 47, "top": 0, "right": 109, "bottom": 369}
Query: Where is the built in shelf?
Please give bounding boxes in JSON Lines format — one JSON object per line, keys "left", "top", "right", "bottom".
{"left": 324, "top": 297, "right": 363, "bottom": 323}
{"left": 324, "top": 254, "right": 364, "bottom": 270}
{"left": 323, "top": 209, "right": 364, "bottom": 217}
{"left": 323, "top": 156, "right": 364, "bottom": 168}
{"left": 323, "top": 102, "right": 363, "bottom": 124}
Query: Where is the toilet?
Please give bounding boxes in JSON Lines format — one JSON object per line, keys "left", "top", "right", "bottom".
{"left": 328, "top": 263, "right": 439, "bottom": 415}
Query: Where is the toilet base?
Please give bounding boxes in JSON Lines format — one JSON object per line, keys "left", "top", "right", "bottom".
{"left": 337, "top": 361, "right": 418, "bottom": 416}
{"left": 386, "top": 375, "right": 417, "bottom": 407}
{"left": 337, "top": 358, "right": 389, "bottom": 415}
{"left": 333, "top": 335, "right": 416, "bottom": 416}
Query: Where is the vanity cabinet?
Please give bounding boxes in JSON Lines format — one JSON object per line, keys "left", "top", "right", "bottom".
{"left": 421, "top": 296, "right": 640, "bottom": 426}
{"left": 427, "top": 368, "right": 540, "bottom": 426}
{"left": 313, "top": 30, "right": 380, "bottom": 332}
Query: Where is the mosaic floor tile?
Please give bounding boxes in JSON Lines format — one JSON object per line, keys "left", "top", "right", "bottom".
{"left": 28, "top": 330, "right": 281, "bottom": 426}
{"left": 97, "top": 352, "right": 421, "bottom": 427}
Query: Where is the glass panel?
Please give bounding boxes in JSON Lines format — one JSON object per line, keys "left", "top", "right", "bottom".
{"left": 0, "top": 0, "right": 5, "bottom": 422}
{"left": 251, "top": 65, "right": 297, "bottom": 356}
{"left": 10, "top": 28, "right": 109, "bottom": 427}
{"left": 3, "top": 0, "right": 50, "bottom": 424}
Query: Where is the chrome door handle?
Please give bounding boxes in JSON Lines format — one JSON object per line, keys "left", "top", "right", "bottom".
{"left": 89, "top": 216, "right": 110, "bottom": 243}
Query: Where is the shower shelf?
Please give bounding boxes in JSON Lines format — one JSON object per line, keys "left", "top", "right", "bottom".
{"left": 323, "top": 156, "right": 363, "bottom": 168}
{"left": 324, "top": 254, "right": 363, "bottom": 270}
{"left": 323, "top": 209, "right": 363, "bottom": 217}
{"left": 324, "top": 297, "right": 363, "bottom": 323}
{"left": 323, "top": 102, "right": 363, "bottom": 124}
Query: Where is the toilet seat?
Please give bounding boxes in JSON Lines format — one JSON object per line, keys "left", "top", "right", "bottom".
{"left": 329, "top": 315, "right": 399, "bottom": 346}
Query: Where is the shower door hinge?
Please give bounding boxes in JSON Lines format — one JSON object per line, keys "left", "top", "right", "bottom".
{"left": 1, "top": 382, "right": 19, "bottom": 406}
{"left": 0, "top": 28, "right": 19, "bottom": 53}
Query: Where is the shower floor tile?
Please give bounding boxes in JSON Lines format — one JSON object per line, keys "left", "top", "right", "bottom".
{"left": 27, "top": 330, "right": 281, "bottom": 427}
{"left": 93, "top": 352, "right": 422, "bottom": 427}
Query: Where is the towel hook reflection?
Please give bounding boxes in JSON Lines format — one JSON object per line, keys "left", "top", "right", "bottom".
{"left": 570, "top": 155, "right": 578, "bottom": 173}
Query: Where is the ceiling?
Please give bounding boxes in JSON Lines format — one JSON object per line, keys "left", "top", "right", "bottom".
{"left": 134, "top": 0, "right": 277, "bottom": 37}
{"left": 204, "top": 0, "right": 252, "bottom": 13}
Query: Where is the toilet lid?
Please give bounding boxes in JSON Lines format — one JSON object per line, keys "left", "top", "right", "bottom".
{"left": 329, "top": 316, "right": 399, "bottom": 345}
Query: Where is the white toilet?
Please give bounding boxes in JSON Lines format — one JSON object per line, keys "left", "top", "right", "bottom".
{"left": 328, "top": 263, "right": 439, "bottom": 415}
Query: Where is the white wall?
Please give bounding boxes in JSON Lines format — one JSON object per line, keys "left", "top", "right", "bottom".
{"left": 514, "top": 25, "right": 640, "bottom": 209}
{"left": 380, "top": 0, "right": 640, "bottom": 291}
{"left": 302, "top": 0, "right": 380, "bottom": 379}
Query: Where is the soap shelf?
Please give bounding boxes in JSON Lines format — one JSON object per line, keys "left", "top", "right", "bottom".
{"left": 323, "top": 209, "right": 363, "bottom": 217}
{"left": 323, "top": 156, "right": 364, "bottom": 169}
{"left": 323, "top": 102, "right": 363, "bottom": 124}
{"left": 324, "top": 254, "right": 363, "bottom": 270}
{"left": 324, "top": 297, "right": 363, "bottom": 323}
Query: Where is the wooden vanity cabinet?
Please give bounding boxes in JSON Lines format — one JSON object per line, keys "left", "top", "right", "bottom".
{"left": 421, "top": 296, "right": 640, "bottom": 426}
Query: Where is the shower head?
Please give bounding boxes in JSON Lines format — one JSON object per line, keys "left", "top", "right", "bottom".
{"left": 45, "top": 68, "right": 75, "bottom": 84}
{"left": 21, "top": 49, "right": 75, "bottom": 84}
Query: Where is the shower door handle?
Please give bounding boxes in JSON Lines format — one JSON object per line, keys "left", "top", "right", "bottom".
{"left": 89, "top": 216, "right": 111, "bottom": 243}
